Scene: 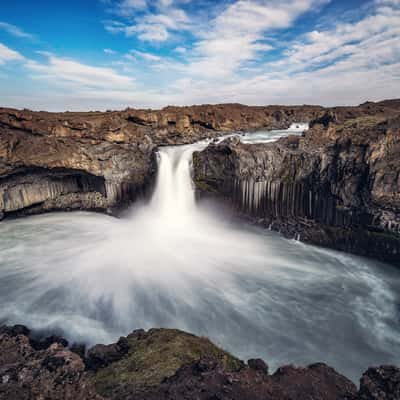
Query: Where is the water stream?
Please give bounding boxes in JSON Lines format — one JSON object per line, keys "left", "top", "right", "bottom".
{"left": 0, "top": 130, "right": 399, "bottom": 382}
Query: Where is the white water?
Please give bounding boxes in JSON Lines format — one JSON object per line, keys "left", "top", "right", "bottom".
{"left": 0, "top": 135, "right": 399, "bottom": 383}
{"left": 238, "top": 123, "right": 308, "bottom": 144}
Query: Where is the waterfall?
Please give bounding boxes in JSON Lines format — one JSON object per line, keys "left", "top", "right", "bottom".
{"left": 0, "top": 140, "right": 399, "bottom": 384}
{"left": 150, "top": 144, "right": 203, "bottom": 218}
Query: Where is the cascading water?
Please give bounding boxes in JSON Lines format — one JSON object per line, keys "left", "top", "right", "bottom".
{"left": 0, "top": 138, "right": 400, "bottom": 382}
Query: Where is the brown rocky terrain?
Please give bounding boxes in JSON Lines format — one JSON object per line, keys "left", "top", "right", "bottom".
{"left": 193, "top": 100, "right": 400, "bottom": 264}
{"left": 0, "top": 104, "right": 323, "bottom": 219}
{"left": 1, "top": 324, "right": 399, "bottom": 400}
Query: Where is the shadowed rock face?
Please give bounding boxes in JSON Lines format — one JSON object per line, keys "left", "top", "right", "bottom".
{"left": 0, "top": 104, "right": 324, "bottom": 219}
{"left": 1, "top": 325, "right": 399, "bottom": 400}
{"left": 193, "top": 101, "right": 400, "bottom": 264}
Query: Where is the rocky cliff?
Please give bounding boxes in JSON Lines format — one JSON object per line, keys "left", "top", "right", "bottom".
{"left": 0, "top": 104, "right": 322, "bottom": 219}
{"left": 1, "top": 324, "right": 399, "bottom": 400}
{"left": 193, "top": 100, "right": 400, "bottom": 264}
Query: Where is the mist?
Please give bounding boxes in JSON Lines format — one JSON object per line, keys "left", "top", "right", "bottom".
{"left": 0, "top": 136, "right": 400, "bottom": 382}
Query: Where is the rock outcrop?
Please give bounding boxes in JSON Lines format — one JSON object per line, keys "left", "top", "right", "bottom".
{"left": 193, "top": 100, "right": 400, "bottom": 264}
{"left": 0, "top": 104, "right": 323, "bottom": 219}
{"left": 1, "top": 325, "right": 399, "bottom": 400}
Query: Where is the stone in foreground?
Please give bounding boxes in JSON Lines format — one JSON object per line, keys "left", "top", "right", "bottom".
{"left": 1, "top": 325, "right": 399, "bottom": 399}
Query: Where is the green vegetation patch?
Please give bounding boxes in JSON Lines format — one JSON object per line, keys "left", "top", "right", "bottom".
{"left": 91, "top": 328, "right": 242, "bottom": 397}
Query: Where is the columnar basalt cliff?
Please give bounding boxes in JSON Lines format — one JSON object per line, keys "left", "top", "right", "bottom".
{"left": 1, "top": 324, "right": 399, "bottom": 400}
{"left": 0, "top": 104, "right": 322, "bottom": 219}
{"left": 193, "top": 100, "right": 400, "bottom": 264}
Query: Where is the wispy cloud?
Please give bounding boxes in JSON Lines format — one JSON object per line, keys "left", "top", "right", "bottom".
{"left": 104, "top": 0, "right": 191, "bottom": 42}
{"left": 26, "top": 53, "right": 136, "bottom": 91}
{"left": 2, "top": 0, "right": 400, "bottom": 110}
{"left": 0, "top": 22, "right": 35, "bottom": 40}
{"left": 0, "top": 43, "right": 24, "bottom": 65}
{"left": 130, "top": 50, "right": 161, "bottom": 61}
{"left": 177, "top": 0, "right": 327, "bottom": 78}
{"left": 104, "top": 48, "right": 117, "bottom": 55}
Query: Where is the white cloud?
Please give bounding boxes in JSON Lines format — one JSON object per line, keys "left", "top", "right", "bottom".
{"left": 123, "top": 53, "right": 137, "bottom": 62}
{"left": 174, "top": 46, "right": 187, "bottom": 54}
{"left": 267, "top": 3, "right": 400, "bottom": 76}
{"left": 26, "top": 53, "right": 136, "bottom": 91}
{"left": 3, "top": 0, "right": 400, "bottom": 110}
{"left": 115, "top": 0, "right": 148, "bottom": 15}
{"left": 0, "top": 43, "right": 24, "bottom": 65}
{"left": 182, "top": 0, "right": 326, "bottom": 78}
{"left": 131, "top": 50, "right": 162, "bottom": 61}
{"left": 104, "top": 48, "right": 117, "bottom": 55}
{"left": 134, "top": 23, "right": 170, "bottom": 41}
{"left": 104, "top": 0, "right": 191, "bottom": 42}
{"left": 0, "top": 22, "right": 34, "bottom": 40}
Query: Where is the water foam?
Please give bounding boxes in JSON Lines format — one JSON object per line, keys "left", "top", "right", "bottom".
{"left": 0, "top": 137, "right": 399, "bottom": 382}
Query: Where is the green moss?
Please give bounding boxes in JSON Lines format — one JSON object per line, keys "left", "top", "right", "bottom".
{"left": 91, "top": 329, "right": 242, "bottom": 397}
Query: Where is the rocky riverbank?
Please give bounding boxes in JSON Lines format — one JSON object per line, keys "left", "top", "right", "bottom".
{"left": 0, "top": 324, "right": 399, "bottom": 400}
{"left": 193, "top": 100, "right": 400, "bottom": 264}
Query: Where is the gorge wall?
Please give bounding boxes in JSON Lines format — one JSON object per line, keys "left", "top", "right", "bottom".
{"left": 193, "top": 100, "right": 400, "bottom": 264}
{"left": 0, "top": 104, "right": 323, "bottom": 219}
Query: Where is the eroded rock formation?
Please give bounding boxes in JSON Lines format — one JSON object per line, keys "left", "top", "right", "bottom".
{"left": 0, "top": 325, "right": 399, "bottom": 400}
{"left": 0, "top": 104, "right": 323, "bottom": 219}
{"left": 193, "top": 100, "right": 400, "bottom": 264}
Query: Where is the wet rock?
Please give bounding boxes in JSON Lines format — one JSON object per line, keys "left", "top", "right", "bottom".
{"left": 359, "top": 366, "right": 400, "bottom": 399}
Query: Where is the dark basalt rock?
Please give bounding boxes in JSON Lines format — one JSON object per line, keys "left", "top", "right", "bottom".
{"left": 359, "top": 366, "right": 400, "bottom": 399}
{"left": 193, "top": 102, "right": 400, "bottom": 265}
{"left": 248, "top": 358, "right": 269, "bottom": 374}
{"left": 0, "top": 326, "right": 101, "bottom": 400}
{"left": 0, "top": 324, "right": 399, "bottom": 400}
{"left": 30, "top": 334, "right": 69, "bottom": 350}
{"left": 0, "top": 103, "right": 324, "bottom": 219}
{"left": 85, "top": 337, "right": 129, "bottom": 371}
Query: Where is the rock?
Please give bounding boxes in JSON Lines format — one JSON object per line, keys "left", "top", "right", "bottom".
{"left": 0, "top": 325, "right": 30, "bottom": 337}
{"left": 0, "top": 103, "right": 323, "bottom": 219}
{"left": 1, "top": 324, "right": 399, "bottom": 400}
{"left": 89, "top": 328, "right": 244, "bottom": 398}
{"left": 0, "top": 326, "right": 102, "bottom": 400}
{"left": 30, "top": 334, "right": 69, "bottom": 350}
{"left": 85, "top": 337, "right": 130, "bottom": 371}
{"left": 193, "top": 101, "right": 400, "bottom": 264}
{"left": 70, "top": 343, "right": 86, "bottom": 359}
{"left": 248, "top": 358, "right": 269, "bottom": 374}
{"left": 359, "top": 366, "right": 400, "bottom": 399}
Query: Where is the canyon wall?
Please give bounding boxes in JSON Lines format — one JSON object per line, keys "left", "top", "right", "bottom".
{"left": 193, "top": 100, "right": 400, "bottom": 264}
{"left": 0, "top": 104, "right": 323, "bottom": 219}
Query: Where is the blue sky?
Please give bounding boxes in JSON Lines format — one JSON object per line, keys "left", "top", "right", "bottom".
{"left": 0, "top": 0, "right": 399, "bottom": 110}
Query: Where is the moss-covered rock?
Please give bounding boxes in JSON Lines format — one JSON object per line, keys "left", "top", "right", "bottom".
{"left": 90, "top": 328, "right": 243, "bottom": 397}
